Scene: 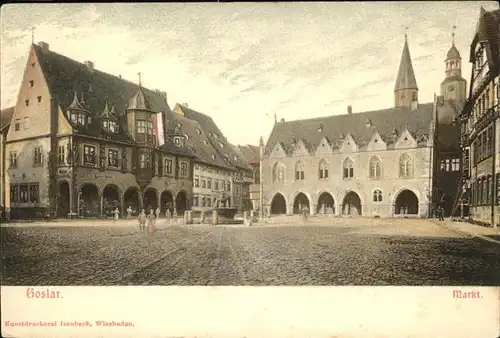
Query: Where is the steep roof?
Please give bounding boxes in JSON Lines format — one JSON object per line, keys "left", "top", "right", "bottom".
{"left": 238, "top": 145, "right": 260, "bottom": 165}
{"left": 165, "top": 109, "right": 234, "bottom": 170}
{"left": 175, "top": 104, "right": 251, "bottom": 170}
{"left": 33, "top": 43, "right": 169, "bottom": 143}
{"left": 394, "top": 35, "right": 419, "bottom": 91}
{"left": 1, "top": 107, "right": 14, "bottom": 133}
{"left": 264, "top": 103, "right": 434, "bottom": 156}
{"left": 470, "top": 8, "right": 500, "bottom": 69}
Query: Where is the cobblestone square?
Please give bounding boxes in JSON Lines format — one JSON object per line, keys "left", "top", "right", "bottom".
{"left": 1, "top": 218, "right": 499, "bottom": 286}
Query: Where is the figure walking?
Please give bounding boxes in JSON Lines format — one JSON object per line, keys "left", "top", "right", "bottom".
{"left": 302, "top": 205, "right": 309, "bottom": 222}
{"left": 155, "top": 206, "right": 161, "bottom": 220}
{"left": 138, "top": 209, "right": 146, "bottom": 231}
{"left": 165, "top": 208, "right": 171, "bottom": 225}
{"left": 113, "top": 207, "right": 120, "bottom": 223}
{"left": 126, "top": 206, "right": 133, "bottom": 219}
{"left": 437, "top": 205, "right": 445, "bottom": 221}
{"left": 147, "top": 209, "right": 155, "bottom": 234}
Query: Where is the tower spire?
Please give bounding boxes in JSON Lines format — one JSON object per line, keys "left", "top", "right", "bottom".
{"left": 394, "top": 30, "right": 418, "bottom": 92}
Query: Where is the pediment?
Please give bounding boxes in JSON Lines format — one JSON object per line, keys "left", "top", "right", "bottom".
{"left": 292, "top": 138, "right": 309, "bottom": 156}
{"left": 366, "top": 130, "right": 387, "bottom": 151}
{"left": 394, "top": 128, "right": 417, "bottom": 149}
{"left": 339, "top": 133, "right": 358, "bottom": 153}
{"left": 270, "top": 141, "right": 287, "bottom": 158}
{"left": 315, "top": 136, "right": 333, "bottom": 155}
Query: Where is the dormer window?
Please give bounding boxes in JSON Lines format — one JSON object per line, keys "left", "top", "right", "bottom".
{"left": 102, "top": 120, "right": 118, "bottom": 133}
{"left": 77, "top": 113, "right": 86, "bottom": 125}
{"left": 212, "top": 154, "right": 216, "bottom": 160}
{"left": 196, "top": 128, "right": 201, "bottom": 135}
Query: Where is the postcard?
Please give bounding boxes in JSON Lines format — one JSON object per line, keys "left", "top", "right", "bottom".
{"left": 1, "top": 2, "right": 499, "bottom": 337}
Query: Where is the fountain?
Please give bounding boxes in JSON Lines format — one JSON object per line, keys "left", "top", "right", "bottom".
{"left": 212, "top": 192, "right": 240, "bottom": 224}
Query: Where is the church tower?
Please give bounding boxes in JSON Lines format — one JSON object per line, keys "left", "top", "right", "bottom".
{"left": 440, "top": 27, "right": 467, "bottom": 102}
{"left": 394, "top": 33, "right": 419, "bottom": 110}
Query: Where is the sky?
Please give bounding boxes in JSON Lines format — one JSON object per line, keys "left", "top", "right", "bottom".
{"left": 1, "top": 2, "right": 499, "bottom": 146}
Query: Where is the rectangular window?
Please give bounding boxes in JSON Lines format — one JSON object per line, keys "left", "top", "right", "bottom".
{"left": 147, "top": 121, "right": 154, "bottom": 135}
{"left": 108, "top": 149, "right": 119, "bottom": 168}
{"left": 180, "top": 162, "right": 188, "bottom": 177}
{"left": 193, "top": 195, "right": 198, "bottom": 207}
{"left": 24, "top": 117, "right": 29, "bottom": 130}
{"left": 33, "top": 146, "right": 43, "bottom": 166}
{"left": 207, "top": 179, "right": 212, "bottom": 189}
{"left": 194, "top": 177, "right": 199, "bottom": 188}
{"left": 136, "top": 120, "right": 146, "bottom": 134}
{"left": 14, "top": 119, "right": 20, "bottom": 131}
{"left": 202, "top": 179, "right": 206, "bottom": 188}
{"left": 215, "top": 180, "right": 219, "bottom": 191}
{"left": 140, "top": 154, "right": 146, "bottom": 169}
{"left": 29, "top": 80, "right": 34, "bottom": 87}
{"left": 19, "top": 184, "right": 29, "bottom": 203}
{"left": 71, "top": 113, "right": 77, "bottom": 123}
{"left": 58, "top": 145, "right": 65, "bottom": 165}
{"left": 9, "top": 152, "right": 18, "bottom": 168}
{"left": 207, "top": 197, "right": 211, "bottom": 207}
{"left": 10, "top": 185, "right": 19, "bottom": 203}
{"left": 29, "top": 183, "right": 39, "bottom": 203}
{"left": 83, "top": 145, "right": 96, "bottom": 165}
{"left": 164, "top": 159, "right": 173, "bottom": 175}
{"left": 451, "top": 158, "right": 460, "bottom": 172}
{"left": 77, "top": 113, "right": 85, "bottom": 125}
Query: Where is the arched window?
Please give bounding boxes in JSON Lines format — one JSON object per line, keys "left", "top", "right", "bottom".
{"left": 319, "top": 159, "right": 328, "bottom": 179}
{"left": 369, "top": 156, "right": 382, "bottom": 179}
{"left": 399, "top": 153, "right": 413, "bottom": 178}
{"left": 373, "top": 189, "right": 383, "bottom": 202}
{"left": 272, "top": 162, "right": 285, "bottom": 183}
{"left": 343, "top": 158, "right": 354, "bottom": 179}
{"left": 295, "top": 161, "right": 305, "bottom": 181}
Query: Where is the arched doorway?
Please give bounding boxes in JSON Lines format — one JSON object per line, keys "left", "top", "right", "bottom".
{"left": 161, "top": 190, "right": 174, "bottom": 215}
{"left": 102, "top": 184, "right": 120, "bottom": 217}
{"left": 317, "top": 192, "right": 335, "bottom": 214}
{"left": 342, "top": 191, "right": 362, "bottom": 216}
{"left": 57, "top": 181, "right": 70, "bottom": 218}
{"left": 143, "top": 188, "right": 158, "bottom": 212}
{"left": 270, "top": 193, "right": 287, "bottom": 215}
{"left": 395, "top": 189, "right": 419, "bottom": 215}
{"left": 176, "top": 191, "right": 188, "bottom": 216}
{"left": 79, "top": 183, "right": 100, "bottom": 217}
{"left": 293, "top": 192, "right": 310, "bottom": 214}
{"left": 124, "top": 187, "right": 140, "bottom": 215}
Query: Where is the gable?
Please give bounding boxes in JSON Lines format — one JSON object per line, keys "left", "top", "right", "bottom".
{"left": 339, "top": 133, "right": 358, "bottom": 153}
{"left": 292, "top": 139, "right": 309, "bottom": 156}
{"left": 7, "top": 45, "right": 53, "bottom": 142}
{"left": 366, "top": 131, "right": 387, "bottom": 152}
{"left": 315, "top": 136, "right": 333, "bottom": 155}
{"left": 270, "top": 141, "right": 287, "bottom": 158}
{"left": 394, "top": 128, "right": 417, "bottom": 149}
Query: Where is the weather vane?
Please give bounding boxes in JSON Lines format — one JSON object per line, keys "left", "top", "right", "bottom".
{"left": 31, "top": 27, "right": 35, "bottom": 44}
{"left": 452, "top": 25, "right": 457, "bottom": 45}
{"left": 137, "top": 72, "right": 141, "bottom": 86}
{"left": 405, "top": 26, "right": 409, "bottom": 39}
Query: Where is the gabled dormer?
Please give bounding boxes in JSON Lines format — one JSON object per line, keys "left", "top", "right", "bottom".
{"left": 315, "top": 136, "right": 333, "bottom": 156}
{"left": 66, "top": 90, "right": 90, "bottom": 128}
{"left": 394, "top": 128, "right": 417, "bottom": 149}
{"left": 270, "top": 141, "right": 287, "bottom": 158}
{"left": 100, "top": 100, "right": 119, "bottom": 134}
{"left": 292, "top": 138, "right": 309, "bottom": 157}
{"left": 171, "top": 123, "right": 187, "bottom": 148}
{"left": 366, "top": 130, "right": 387, "bottom": 152}
{"left": 339, "top": 133, "right": 358, "bottom": 153}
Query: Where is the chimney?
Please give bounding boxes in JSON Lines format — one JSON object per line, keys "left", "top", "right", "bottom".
{"left": 119, "top": 75, "right": 122, "bottom": 79}
{"left": 183, "top": 102, "right": 189, "bottom": 108}
{"left": 347, "top": 105, "right": 352, "bottom": 114}
{"left": 280, "top": 118, "right": 285, "bottom": 123}
{"left": 84, "top": 61, "right": 94, "bottom": 73}
{"left": 161, "top": 91, "right": 167, "bottom": 102}
{"left": 37, "top": 41, "right": 49, "bottom": 53}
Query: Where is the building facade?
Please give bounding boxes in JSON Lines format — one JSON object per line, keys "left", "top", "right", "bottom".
{"left": 170, "top": 103, "right": 254, "bottom": 212}
{"left": 261, "top": 34, "right": 464, "bottom": 218}
{"left": 4, "top": 42, "right": 194, "bottom": 219}
{"left": 458, "top": 7, "right": 500, "bottom": 226}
